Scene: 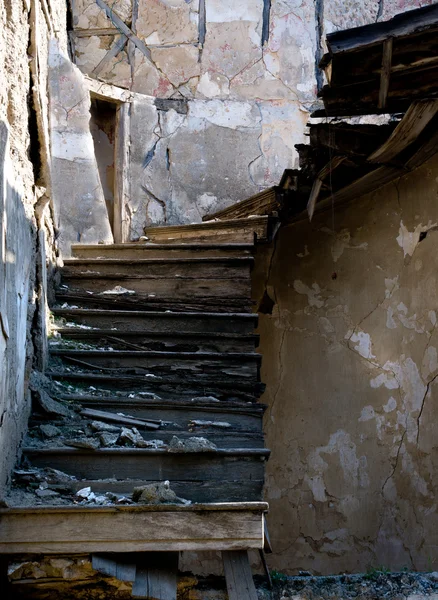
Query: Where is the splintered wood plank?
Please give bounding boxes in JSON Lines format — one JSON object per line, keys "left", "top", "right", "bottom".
{"left": 378, "top": 38, "right": 393, "bottom": 110}
{"left": 0, "top": 504, "right": 267, "bottom": 554}
{"left": 368, "top": 99, "right": 438, "bottom": 163}
{"left": 132, "top": 553, "right": 178, "bottom": 600}
{"left": 223, "top": 550, "right": 258, "bottom": 600}
{"left": 70, "top": 243, "right": 254, "bottom": 260}
{"left": 202, "top": 188, "right": 279, "bottom": 221}
{"left": 307, "top": 156, "right": 345, "bottom": 221}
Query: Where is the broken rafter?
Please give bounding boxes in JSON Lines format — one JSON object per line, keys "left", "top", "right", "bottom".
{"left": 368, "top": 99, "right": 438, "bottom": 164}
{"left": 378, "top": 38, "right": 393, "bottom": 109}
{"left": 307, "top": 156, "right": 345, "bottom": 221}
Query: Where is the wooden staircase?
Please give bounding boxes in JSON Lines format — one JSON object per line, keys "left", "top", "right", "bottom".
{"left": 0, "top": 217, "right": 272, "bottom": 599}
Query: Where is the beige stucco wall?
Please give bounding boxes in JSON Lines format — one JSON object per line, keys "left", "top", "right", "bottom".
{"left": 254, "top": 153, "right": 438, "bottom": 574}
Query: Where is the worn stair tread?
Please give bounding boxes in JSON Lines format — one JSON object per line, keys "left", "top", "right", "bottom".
{"left": 23, "top": 447, "right": 270, "bottom": 457}
{"left": 52, "top": 308, "right": 258, "bottom": 320}
{"left": 71, "top": 243, "right": 255, "bottom": 250}
{"left": 54, "top": 394, "right": 267, "bottom": 413}
{"left": 0, "top": 503, "right": 267, "bottom": 553}
{"left": 63, "top": 257, "right": 254, "bottom": 265}
{"left": 47, "top": 371, "right": 265, "bottom": 392}
{"left": 50, "top": 349, "right": 262, "bottom": 361}
{"left": 54, "top": 329, "right": 259, "bottom": 340}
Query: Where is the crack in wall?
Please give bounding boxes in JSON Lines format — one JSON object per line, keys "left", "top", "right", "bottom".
{"left": 416, "top": 371, "right": 438, "bottom": 445}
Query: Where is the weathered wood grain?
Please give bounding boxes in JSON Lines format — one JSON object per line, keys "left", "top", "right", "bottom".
{"left": 132, "top": 553, "right": 178, "bottom": 600}
{"left": 202, "top": 188, "right": 280, "bottom": 222}
{"left": 223, "top": 550, "right": 258, "bottom": 600}
{"left": 0, "top": 504, "right": 267, "bottom": 554}
{"left": 71, "top": 243, "right": 254, "bottom": 260}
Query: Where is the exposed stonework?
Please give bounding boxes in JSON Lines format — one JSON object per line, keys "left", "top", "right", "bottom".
{"left": 253, "top": 153, "right": 438, "bottom": 574}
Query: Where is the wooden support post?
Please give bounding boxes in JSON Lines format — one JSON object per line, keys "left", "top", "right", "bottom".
{"left": 378, "top": 38, "right": 393, "bottom": 110}
{"left": 114, "top": 102, "right": 130, "bottom": 243}
{"left": 307, "top": 156, "right": 345, "bottom": 221}
{"left": 132, "top": 552, "right": 178, "bottom": 600}
{"left": 222, "top": 550, "right": 258, "bottom": 600}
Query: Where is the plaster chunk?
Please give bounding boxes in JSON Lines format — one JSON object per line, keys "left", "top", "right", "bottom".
{"left": 293, "top": 280, "right": 324, "bottom": 309}
{"left": 350, "top": 330, "right": 375, "bottom": 360}
{"left": 383, "top": 397, "right": 397, "bottom": 413}
{"left": 132, "top": 50, "right": 174, "bottom": 97}
{"left": 396, "top": 220, "right": 437, "bottom": 258}
{"left": 72, "top": 0, "right": 131, "bottom": 30}
{"left": 189, "top": 100, "right": 260, "bottom": 130}
{"left": 150, "top": 45, "right": 200, "bottom": 87}
{"left": 198, "top": 71, "right": 230, "bottom": 99}
{"left": 136, "top": 0, "right": 199, "bottom": 45}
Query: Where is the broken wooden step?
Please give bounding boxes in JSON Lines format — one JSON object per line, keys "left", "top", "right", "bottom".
{"left": 54, "top": 478, "right": 264, "bottom": 504}
{"left": 49, "top": 349, "right": 261, "bottom": 382}
{"left": 55, "top": 292, "right": 253, "bottom": 313}
{"left": 22, "top": 447, "right": 269, "bottom": 500}
{"left": 53, "top": 329, "right": 259, "bottom": 353}
{"left": 58, "top": 274, "right": 251, "bottom": 302}
{"left": 71, "top": 242, "right": 254, "bottom": 260}
{"left": 62, "top": 256, "right": 253, "bottom": 278}
{"left": 0, "top": 502, "right": 268, "bottom": 554}
{"left": 143, "top": 216, "right": 273, "bottom": 244}
{"left": 47, "top": 372, "right": 265, "bottom": 401}
{"left": 51, "top": 309, "right": 258, "bottom": 334}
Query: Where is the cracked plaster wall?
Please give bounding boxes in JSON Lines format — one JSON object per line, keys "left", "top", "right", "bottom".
{"left": 0, "top": 0, "right": 67, "bottom": 497}
{"left": 68, "top": 0, "right": 434, "bottom": 235}
{"left": 252, "top": 153, "right": 438, "bottom": 574}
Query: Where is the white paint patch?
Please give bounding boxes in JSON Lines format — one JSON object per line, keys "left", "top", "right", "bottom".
{"left": 205, "top": 0, "right": 263, "bottom": 23}
{"left": 359, "top": 405, "right": 375, "bottom": 422}
{"left": 52, "top": 131, "right": 95, "bottom": 161}
{"left": 383, "top": 397, "right": 397, "bottom": 413}
{"left": 297, "top": 245, "right": 309, "bottom": 258}
{"left": 370, "top": 372, "right": 399, "bottom": 389}
{"left": 350, "top": 330, "right": 375, "bottom": 360}
{"left": 293, "top": 280, "right": 324, "bottom": 309}
{"left": 385, "top": 276, "right": 399, "bottom": 298}
{"left": 429, "top": 310, "right": 437, "bottom": 327}
{"left": 396, "top": 220, "right": 437, "bottom": 257}
{"left": 189, "top": 100, "right": 260, "bottom": 129}
{"left": 422, "top": 346, "right": 438, "bottom": 380}
{"left": 386, "top": 307, "right": 397, "bottom": 330}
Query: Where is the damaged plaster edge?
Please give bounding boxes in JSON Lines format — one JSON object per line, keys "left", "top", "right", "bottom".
{"left": 84, "top": 75, "right": 155, "bottom": 105}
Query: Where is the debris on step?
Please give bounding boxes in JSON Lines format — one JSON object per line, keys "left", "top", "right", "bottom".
{"left": 168, "top": 436, "right": 217, "bottom": 453}
{"left": 98, "top": 432, "right": 119, "bottom": 447}
{"left": 39, "top": 424, "right": 62, "bottom": 438}
{"left": 35, "top": 488, "right": 60, "bottom": 498}
{"left": 64, "top": 437, "right": 101, "bottom": 451}
{"left": 100, "top": 286, "right": 135, "bottom": 295}
{"left": 132, "top": 480, "right": 190, "bottom": 505}
{"left": 90, "top": 420, "right": 120, "bottom": 433}
{"left": 80, "top": 408, "right": 160, "bottom": 430}
{"left": 191, "top": 396, "right": 221, "bottom": 403}
{"left": 189, "top": 420, "right": 231, "bottom": 428}
{"left": 118, "top": 427, "right": 145, "bottom": 447}
{"left": 32, "top": 388, "right": 74, "bottom": 418}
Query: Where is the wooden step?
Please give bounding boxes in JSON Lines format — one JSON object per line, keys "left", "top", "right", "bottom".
{"left": 59, "top": 274, "right": 251, "bottom": 302}
{"left": 22, "top": 447, "right": 269, "bottom": 486}
{"left": 49, "top": 350, "right": 261, "bottom": 381}
{"left": 55, "top": 292, "right": 253, "bottom": 313}
{"left": 62, "top": 256, "right": 253, "bottom": 278}
{"left": 143, "top": 216, "right": 271, "bottom": 244}
{"left": 60, "top": 478, "right": 264, "bottom": 503}
{"left": 36, "top": 395, "right": 265, "bottom": 434}
{"left": 52, "top": 309, "right": 258, "bottom": 334}
{"left": 71, "top": 243, "right": 254, "bottom": 260}
{"left": 48, "top": 372, "right": 265, "bottom": 402}
{"left": 0, "top": 502, "right": 268, "bottom": 554}
{"left": 52, "top": 329, "right": 259, "bottom": 353}
{"left": 203, "top": 187, "right": 281, "bottom": 222}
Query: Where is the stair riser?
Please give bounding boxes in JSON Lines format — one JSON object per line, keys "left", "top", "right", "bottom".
{"left": 52, "top": 332, "right": 258, "bottom": 353}
{"left": 53, "top": 312, "right": 258, "bottom": 334}
{"left": 62, "top": 261, "right": 251, "bottom": 279}
{"left": 71, "top": 246, "right": 253, "bottom": 259}
{"left": 50, "top": 355, "right": 260, "bottom": 381}
{"left": 50, "top": 374, "right": 264, "bottom": 401}
{"left": 59, "top": 479, "right": 264, "bottom": 503}
{"left": 59, "top": 276, "right": 251, "bottom": 300}
{"left": 24, "top": 451, "right": 266, "bottom": 485}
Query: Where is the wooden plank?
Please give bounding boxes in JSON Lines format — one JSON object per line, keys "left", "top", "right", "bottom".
{"left": 222, "top": 550, "right": 258, "bottom": 600}
{"left": 73, "top": 28, "right": 120, "bottom": 37}
{"left": 0, "top": 505, "right": 266, "bottom": 554}
{"left": 95, "top": 0, "right": 152, "bottom": 61}
{"left": 378, "top": 38, "right": 393, "bottom": 110}
{"left": 368, "top": 99, "right": 438, "bottom": 163}
{"left": 132, "top": 553, "right": 178, "bottom": 600}
{"left": 202, "top": 188, "right": 279, "bottom": 222}
{"left": 114, "top": 102, "right": 130, "bottom": 243}
{"left": 79, "top": 407, "right": 161, "bottom": 429}
{"left": 92, "top": 553, "right": 137, "bottom": 581}
{"left": 144, "top": 216, "right": 270, "bottom": 244}
{"left": 70, "top": 242, "right": 254, "bottom": 260}
{"left": 307, "top": 156, "right": 345, "bottom": 221}
{"left": 92, "top": 34, "right": 128, "bottom": 77}
{"left": 22, "top": 448, "right": 268, "bottom": 482}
